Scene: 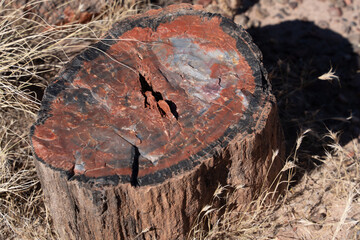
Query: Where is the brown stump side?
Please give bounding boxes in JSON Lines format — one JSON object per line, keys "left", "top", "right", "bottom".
{"left": 30, "top": 4, "right": 284, "bottom": 240}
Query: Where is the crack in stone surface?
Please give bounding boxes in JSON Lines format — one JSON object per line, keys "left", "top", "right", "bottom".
{"left": 139, "top": 73, "right": 179, "bottom": 120}
{"left": 130, "top": 146, "right": 140, "bottom": 187}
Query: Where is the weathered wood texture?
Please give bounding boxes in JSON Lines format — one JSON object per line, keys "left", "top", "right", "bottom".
{"left": 30, "top": 4, "right": 284, "bottom": 240}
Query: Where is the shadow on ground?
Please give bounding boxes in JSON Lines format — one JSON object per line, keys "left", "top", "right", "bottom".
{"left": 248, "top": 20, "right": 360, "bottom": 178}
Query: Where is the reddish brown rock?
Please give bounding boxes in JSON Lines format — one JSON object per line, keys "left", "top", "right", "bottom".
{"left": 30, "top": 4, "right": 284, "bottom": 240}
{"left": 225, "top": 0, "right": 243, "bottom": 9}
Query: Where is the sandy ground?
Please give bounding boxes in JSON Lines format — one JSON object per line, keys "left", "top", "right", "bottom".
{"left": 199, "top": 0, "right": 360, "bottom": 239}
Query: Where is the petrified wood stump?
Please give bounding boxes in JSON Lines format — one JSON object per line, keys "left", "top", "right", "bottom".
{"left": 30, "top": 4, "right": 284, "bottom": 240}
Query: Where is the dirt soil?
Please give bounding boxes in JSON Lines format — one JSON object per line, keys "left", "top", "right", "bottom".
{"left": 194, "top": 0, "right": 360, "bottom": 239}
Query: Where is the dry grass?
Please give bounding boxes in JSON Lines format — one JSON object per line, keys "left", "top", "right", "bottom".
{"left": 0, "top": 0, "right": 144, "bottom": 238}
{"left": 189, "top": 130, "right": 360, "bottom": 240}
{"left": 188, "top": 57, "right": 360, "bottom": 239}
{"left": 318, "top": 67, "right": 340, "bottom": 85}
{"left": 188, "top": 130, "right": 308, "bottom": 239}
{"left": 0, "top": 1, "right": 359, "bottom": 239}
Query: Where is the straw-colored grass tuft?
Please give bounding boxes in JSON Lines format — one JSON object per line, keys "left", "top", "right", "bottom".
{"left": 188, "top": 130, "right": 360, "bottom": 239}
{"left": 0, "top": 0, "right": 144, "bottom": 238}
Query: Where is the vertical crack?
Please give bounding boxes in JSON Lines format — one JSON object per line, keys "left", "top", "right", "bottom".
{"left": 138, "top": 73, "right": 179, "bottom": 120}
{"left": 139, "top": 73, "right": 153, "bottom": 108}
{"left": 130, "top": 145, "right": 140, "bottom": 187}
{"left": 165, "top": 100, "right": 179, "bottom": 120}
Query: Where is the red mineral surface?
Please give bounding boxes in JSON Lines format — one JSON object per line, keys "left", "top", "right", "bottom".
{"left": 31, "top": 4, "right": 269, "bottom": 186}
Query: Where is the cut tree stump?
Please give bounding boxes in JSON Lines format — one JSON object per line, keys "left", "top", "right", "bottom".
{"left": 30, "top": 4, "right": 284, "bottom": 240}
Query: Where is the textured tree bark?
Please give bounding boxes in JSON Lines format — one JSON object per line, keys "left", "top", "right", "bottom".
{"left": 30, "top": 4, "right": 284, "bottom": 240}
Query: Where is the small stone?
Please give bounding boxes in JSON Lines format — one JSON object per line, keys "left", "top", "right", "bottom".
{"left": 275, "top": 0, "right": 289, "bottom": 4}
{"left": 309, "top": 207, "right": 327, "bottom": 230}
{"left": 234, "top": 14, "right": 249, "bottom": 26}
{"left": 301, "top": 16, "right": 309, "bottom": 21}
{"left": 289, "top": 2, "right": 298, "bottom": 9}
{"left": 318, "top": 20, "right": 329, "bottom": 29}
{"left": 250, "top": 20, "right": 261, "bottom": 28}
{"left": 279, "top": 8, "right": 290, "bottom": 16}
{"left": 344, "top": 0, "right": 352, "bottom": 5}
{"left": 341, "top": 23, "right": 351, "bottom": 34}
{"left": 262, "top": 0, "right": 273, "bottom": 6}
{"left": 335, "top": 0, "right": 346, "bottom": 8}
{"left": 253, "top": 5, "right": 269, "bottom": 19}
{"left": 226, "top": 0, "right": 243, "bottom": 9}
{"left": 205, "top": 4, "right": 222, "bottom": 14}
{"left": 328, "top": 6, "right": 342, "bottom": 17}
{"left": 275, "top": 13, "right": 284, "bottom": 19}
